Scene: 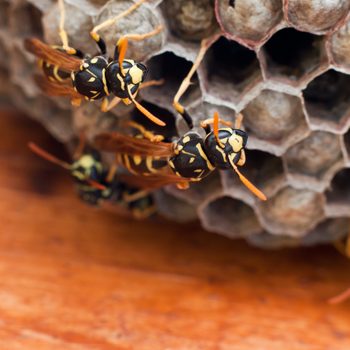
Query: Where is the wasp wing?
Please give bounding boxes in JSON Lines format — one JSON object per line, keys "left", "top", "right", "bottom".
{"left": 94, "top": 132, "right": 174, "bottom": 158}
{"left": 119, "top": 171, "right": 189, "bottom": 190}
{"left": 25, "top": 38, "right": 82, "bottom": 72}
{"left": 34, "top": 75, "right": 81, "bottom": 99}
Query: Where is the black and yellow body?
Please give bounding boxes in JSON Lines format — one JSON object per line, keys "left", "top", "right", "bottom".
{"left": 72, "top": 55, "right": 147, "bottom": 102}
{"left": 169, "top": 127, "right": 247, "bottom": 181}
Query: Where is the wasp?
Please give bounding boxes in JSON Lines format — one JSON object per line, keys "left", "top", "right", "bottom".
{"left": 28, "top": 138, "right": 156, "bottom": 219}
{"left": 25, "top": 0, "right": 166, "bottom": 126}
{"left": 94, "top": 110, "right": 267, "bottom": 201}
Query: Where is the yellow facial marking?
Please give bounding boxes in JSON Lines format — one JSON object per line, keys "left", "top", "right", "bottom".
{"left": 229, "top": 134, "right": 244, "bottom": 153}
{"left": 90, "top": 57, "right": 98, "bottom": 64}
{"left": 88, "top": 77, "right": 96, "bottom": 82}
{"left": 129, "top": 65, "right": 143, "bottom": 85}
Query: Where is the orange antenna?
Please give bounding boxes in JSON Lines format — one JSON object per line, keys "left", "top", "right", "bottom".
{"left": 126, "top": 85, "right": 166, "bottom": 126}
{"left": 231, "top": 162, "right": 267, "bottom": 201}
{"left": 28, "top": 142, "right": 71, "bottom": 170}
{"left": 213, "top": 111, "right": 225, "bottom": 148}
{"left": 117, "top": 37, "right": 128, "bottom": 77}
{"left": 328, "top": 287, "right": 350, "bottom": 305}
{"left": 85, "top": 178, "right": 107, "bottom": 191}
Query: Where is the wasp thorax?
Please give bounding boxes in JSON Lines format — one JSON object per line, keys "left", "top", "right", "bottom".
{"left": 105, "top": 60, "right": 147, "bottom": 99}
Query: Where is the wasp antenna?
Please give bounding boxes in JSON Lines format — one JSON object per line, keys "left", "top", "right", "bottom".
{"left": 117, "top": 37, "right": 128, "bottom": 77}
{"left": 85, "top": 178, "right": 107, "bottom": 191}
{"left": 232, "top": 163, "right": 267, "bottom": 201}
{"left": 213, "top": 111, "right": 220, "bottom": 139}
{"left": 328, "top": 287, "right": 350, "bottom": 305}
{"left": 126, "top": 85, "right": 166, "bottom": 126}
{"left": 28, "top": 142, "right": 71, "bottom": 170}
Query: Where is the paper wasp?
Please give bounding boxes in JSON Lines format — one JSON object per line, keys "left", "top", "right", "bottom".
{"left": 28, "top": 138, "right": 156, "bottom": 219}
{"left": 94, "top": 110, "right": 267, "bottom": 201}
{"left": 25, "top": 0, "right": 166, "bottom": 126}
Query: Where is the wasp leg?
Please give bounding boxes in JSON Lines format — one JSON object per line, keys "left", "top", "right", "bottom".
{"left": 113, "top": 25, "right": 163, "bottom": 73}
{"left": 89, "top": 31, "right": 107, "bottom": 56}
{"left": 91, "top": 0, "right": 148, "bottom": 35}
{"left": 139, "top": 79, "right": 165, "bottom": 90}
{"left": 200, "top": 117, "right": 233, "bottom": 134}
{"left": 123, "top": 189, "right": 152, "bottom": 203}
{"left": 101, "top": 96, "right": 122, "bottom": 112}
{"left": 173, "top": 37, "right": 212, "bottom": 128}
{"left": 125, "top": 121, "right": 165, "bottom": 142}
{"left": 132, "top": 205, "right": 157, "bottom": 219}
{"left": 71, "top": 97, "right": 82, "bottom": 107}
{"left": 58, "top": 0, "right": 69, "bottom": 48}
{"left": 106, "top": 161, "right": 118, "bottom": 183}
{"left": 235, "top": 113, "right": 244, "bottom": 129}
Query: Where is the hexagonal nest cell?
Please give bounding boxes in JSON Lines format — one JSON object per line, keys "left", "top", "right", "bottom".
{"left": 326, "top": 168, "right": 350, "bottom": 214}
{"left": 141, "top": 51, "right": 201, "bottom": 110}
{"left": 201, "top": 36, "right": 263, "bottom": 106}
{"left": 257, "top": 186, "right": 325, "bottom": 237}
{"left": 200, "top": 196, "right": 261, "bottom": 238}
{"left": 221, "top": 149, "right": 285, "bottom": 204}
{"left": 303, "top": 69, "right": 350, "bottom": 133}
{"left": 160, "top": 0, "right": 218, "bottom": 41}
{"left": 215, "top": 0, "right": 283, "bottom": 48}
{"left": 284, "top": 0, "right": 350, "bottom": 34}
{"left": 3, "top": 0, "right": 350, "bottom": 248}
{"left": 261, "top": 28, "right": 327, "bottom": 86}
{"left": 243, "top": 89, "right": 309, "bottom": 155}
{"left": 284, "top": 131, "right": 344, "bottom": 191}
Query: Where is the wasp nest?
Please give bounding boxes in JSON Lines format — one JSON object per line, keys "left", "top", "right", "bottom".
{"left": 1, "top": 0, "right": 350, "bottom": 248}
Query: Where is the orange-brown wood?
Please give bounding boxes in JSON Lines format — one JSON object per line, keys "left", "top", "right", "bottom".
{"left": 0, "top": 109, "right": 350, "bottom": 349}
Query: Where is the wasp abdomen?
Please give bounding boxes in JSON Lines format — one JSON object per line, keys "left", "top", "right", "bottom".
{"left": 72, "top": 56, "right": 108, "bottom": 100}
{"left": 169, "top": 132, "right": 214, "bottom": 180}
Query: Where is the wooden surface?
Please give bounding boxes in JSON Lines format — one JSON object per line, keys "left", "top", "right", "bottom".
{"left": 1, "top": 109, "right": 350, "bottom": 350}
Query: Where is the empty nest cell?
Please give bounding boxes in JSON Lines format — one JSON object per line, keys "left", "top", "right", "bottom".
{"left": 243, "top": 89, "right": 309, "bottom": 155}
{"left": 160, "top": 0, "right": 217, "bottom": 41}
{"left": 10, "top": 1, "right": 43, "bottom": 38}
{"left": 257, "top": 186, "right": 325, "bottom": 237}
{"left": 326, "top": 168, "right": 350, "bottom": 207}
{"left": 141, "top": 51, "right": 200, "bottom": 109}
{"left": 200, "top": 196, "right": 261, "bottom": 238}
{"left": 222, "top": 149, "right": 285, "bottom": 201}
{"left": 284, "top": 0, "right": 350, "bottom": 34}
{"left": 261, "top": 28, "right": 327, "bottom": 84}
{"left": 202, "top": 36, "right": 263, "bottom": 105}
{"left": 303, "top": 69, "right": 350, "bottom": 133}
{"left": 215, "top": 0, "right": 283, "bottom": 48}
{"left": 284, "top": 131, "right": 343, "bottom": 183}
{"left": 131, "top": 100, "right": 178, "bottom": 141}
{"left": 344, "top": 129, "right": 350, "bottom": 161}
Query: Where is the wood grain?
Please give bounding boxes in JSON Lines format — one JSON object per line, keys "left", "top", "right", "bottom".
{"left": 1, "top": 109, "right": 350, "bottom": 350}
